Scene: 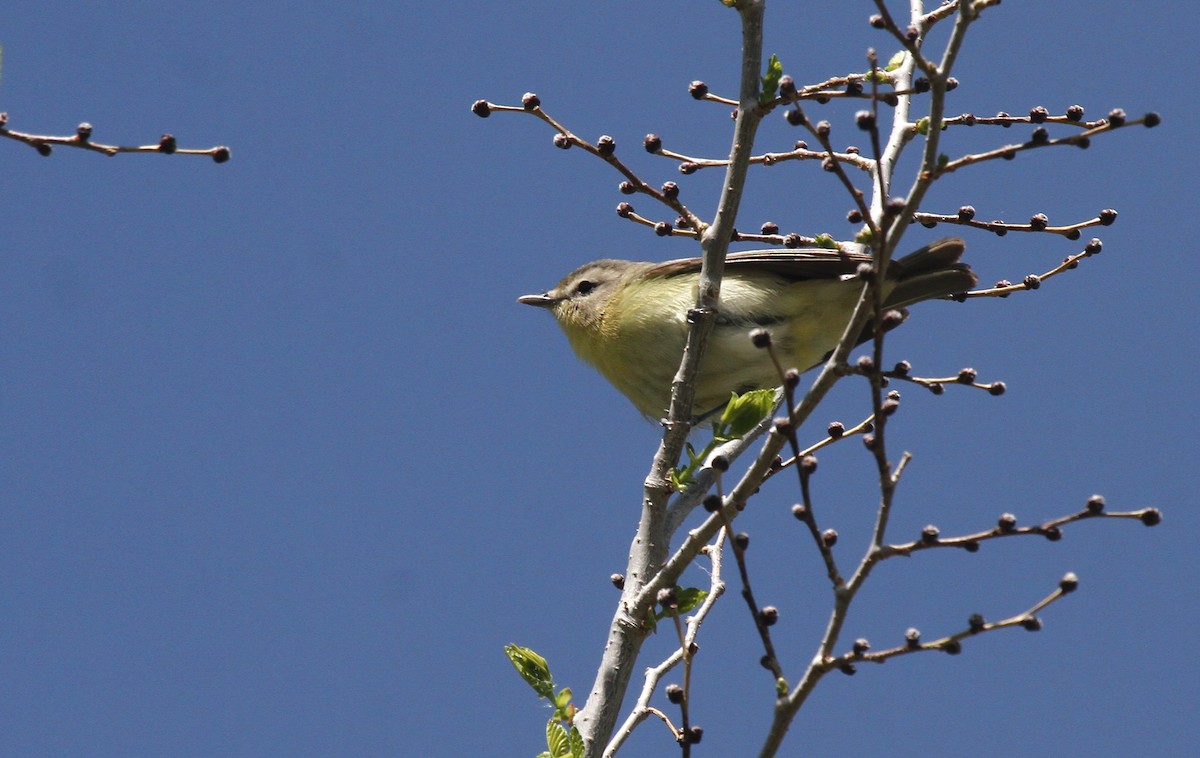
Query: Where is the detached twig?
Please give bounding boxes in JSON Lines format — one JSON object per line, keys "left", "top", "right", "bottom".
{"left": 0, "top": 114, "right": 229, "bottom": 161}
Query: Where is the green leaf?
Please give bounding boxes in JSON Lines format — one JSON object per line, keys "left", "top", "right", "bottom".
{"left": 670, "top": 467, "right": 687, "bottom": 490}
{"left": 814, "top": 233, "right": 837, "bottom": 249}
{"left": 546, "top": 721, "right": 571, "bottom": 758}
{"left": 884, "top": 50, "right": 907, "bottom": 72}
{"left": 553, "top": 687, "right": 573, "bottom": 711}
{"left": 505, "top": 643, "right": 555, "bottom": 699}
{"left": 720, "top": 389, "right": 776, "bottom": 437}
{"left": 916, "top": 119, "right": 948, "bottom": 137}
{"left": 776, "top": 676, "right": 789, "bottom": 696}
{"left": 569, "top": 727, "right": 585, "bottom": 758}
{"left": 760, "top": 53, "right": 783, "bottom": 106}
{"left": 655, "top": 586, "right": 709, "bottom": 620}
{"left": 674, "top": 586, "right": 709, "bottom": 615}
{"left": 644, "top": 605, "right": 659, "bottom": 633}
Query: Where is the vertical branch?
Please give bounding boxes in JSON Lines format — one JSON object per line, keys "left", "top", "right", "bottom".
{"left": 573, "top": 2, "right": 768, "bottom": 754}
{"left": 889, "top": 0, "right": 982, "bottom": 247}
{"left": 867, "top": 1, "right": 921, "bottom": 224}
{"left": 759, "top": 4, "right": 929, "bottom": 756}
{"left": 655, "top": 0, "right": 769, "bottom": 486}
{"left": 866, "top": 0, "right": 983, "bottom": 550}
{"left": 761, "top": 5, "right": 1002, "bottom": 756}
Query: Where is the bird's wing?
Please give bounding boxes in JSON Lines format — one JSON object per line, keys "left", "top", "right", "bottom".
{"left": 644, "top": 237, "right": 970, "bottom": 285}
{"left": 645, "top": 247, "right": 871, "bottom": 281}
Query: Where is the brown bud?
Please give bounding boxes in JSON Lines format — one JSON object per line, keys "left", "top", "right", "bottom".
{"left": 1059, "top": 572, "right": 1079, "bottom": 593}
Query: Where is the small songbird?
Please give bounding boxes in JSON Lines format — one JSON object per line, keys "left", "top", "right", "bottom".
{"left": 518, "top": 237, "right": 976, "bottom": 418}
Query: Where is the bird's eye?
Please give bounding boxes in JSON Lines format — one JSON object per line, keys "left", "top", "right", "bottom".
{"left": 574, "top": 280, "right": 596, "bottom": 296}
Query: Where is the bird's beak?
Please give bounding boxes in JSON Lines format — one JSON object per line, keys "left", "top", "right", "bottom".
{"left": 517, "top": 293, "right": 557, "bottom": 309}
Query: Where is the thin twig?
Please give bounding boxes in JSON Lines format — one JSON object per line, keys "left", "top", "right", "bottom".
{"left": 0, "top": 115, "right": 229, "bottom": 161}
{"left": 602, "top": 538, "right": 727, "bottom": 758}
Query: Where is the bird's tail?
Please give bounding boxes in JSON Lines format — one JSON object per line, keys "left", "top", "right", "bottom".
{"left": 885, "top": 237, "right": 977, "bottom": 309}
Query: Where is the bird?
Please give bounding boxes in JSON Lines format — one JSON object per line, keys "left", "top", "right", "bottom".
{"left": 518, "top": 237, "right": 976, "bottom": 419}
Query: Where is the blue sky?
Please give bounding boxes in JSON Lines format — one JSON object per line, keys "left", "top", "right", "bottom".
{"left": 1, "top": 2, "right": 1193, "bottom": 756}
